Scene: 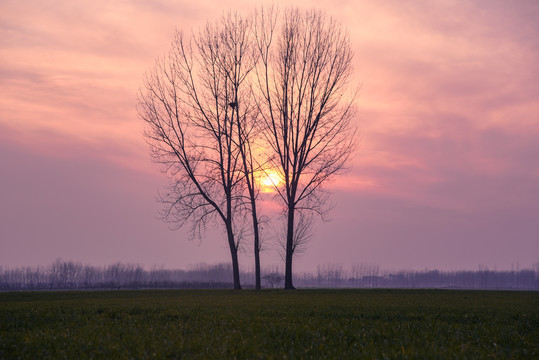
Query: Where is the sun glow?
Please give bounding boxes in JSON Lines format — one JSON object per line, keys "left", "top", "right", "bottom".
{"left": 258, "top": 169, "right": 283, "bottom": 193}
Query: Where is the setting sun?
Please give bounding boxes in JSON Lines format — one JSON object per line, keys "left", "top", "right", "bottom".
{"left": 259, "top": 169, "right": 283, "bottom": 193}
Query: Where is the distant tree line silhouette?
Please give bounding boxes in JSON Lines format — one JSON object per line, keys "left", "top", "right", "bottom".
{"left": 296, "top": 263, "right": 539, "bottom": 290}
{"left": 0, "top": 259, "right": 537, "bottom": 291}
{"left": 0, "top": 260, "right": 233, "bottom": 291}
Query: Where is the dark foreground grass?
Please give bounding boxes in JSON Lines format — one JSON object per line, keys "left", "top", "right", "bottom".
{"left": 0, "top": 289, "right": 537, "bottom": 359}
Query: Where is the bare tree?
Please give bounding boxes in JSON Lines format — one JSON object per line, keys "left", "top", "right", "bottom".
{"left": 138, "top": 14, "right": 259, "bottom": 290}
{"left": 219, "top": 14, "right": 265, "bottom": 290}
{"left": 263, "top": 272, "right": 284, "bottom": 288}
{"left": 254, "top": 8, "right": 357, "bottom": 289}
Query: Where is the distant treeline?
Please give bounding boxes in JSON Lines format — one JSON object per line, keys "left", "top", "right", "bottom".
{"left": 0, "top": 260, "right": 236, "bottom": 290}
{"left": 296, "top": 263, "right": 539, "bottom": 290}
{"left": 0, "top": 259, "right": 537, "bottom": 290}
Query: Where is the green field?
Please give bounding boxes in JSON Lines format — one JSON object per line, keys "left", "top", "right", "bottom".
{"left": 1, "top": 289, "right": 537, "bottom": 359}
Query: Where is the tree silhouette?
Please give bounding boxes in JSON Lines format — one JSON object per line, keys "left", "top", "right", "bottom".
{"left": 138, "top": 13, "right": 260, "bottom": 290}
{"left": 254, "top": 8, "right": 357, "bottom": 289}
{"left": 139, "top": 8, "right": 357, "bottom": 290}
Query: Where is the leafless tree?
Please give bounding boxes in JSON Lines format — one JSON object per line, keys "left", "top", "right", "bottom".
{"left": 263, "top": 272, "right": 284, "bottom": 288}
{"left": 220, "top": 14, "right": 266, "bottom": 289}
{"left": 138, "top": 13, "right": 260, "bottom": 290}
{"left": 254, "top": 8, "right": 357, "bottom": 289}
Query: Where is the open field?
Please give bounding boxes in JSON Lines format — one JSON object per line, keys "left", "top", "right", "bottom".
{"left": 1, "top": 289, "right": 537, "bottom": 359}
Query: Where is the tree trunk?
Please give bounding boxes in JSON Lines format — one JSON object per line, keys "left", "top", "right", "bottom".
{"left": 251, "top": 202, "right": 261, "bottom": 290}
{"left": 284, "top": 205, "right": 295, "bottom": 289}
{"left": 234, "top": 106, "right": 261, "bottom": 290}
{"left": 225, "top": 221, "right": 242, "bottom": 290}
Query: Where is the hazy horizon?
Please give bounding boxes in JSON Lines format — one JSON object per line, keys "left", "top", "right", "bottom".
{"left": 1, "top": 0, "right": 538, "bottom": 274}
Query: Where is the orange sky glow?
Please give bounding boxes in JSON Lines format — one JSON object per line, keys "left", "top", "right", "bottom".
{"left": 1, "top": 0, "right": 538, "bottom": 272}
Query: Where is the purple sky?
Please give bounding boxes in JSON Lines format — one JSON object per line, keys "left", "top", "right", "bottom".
{"left": 1, "top": 0, "right": 538, "bottom": 272}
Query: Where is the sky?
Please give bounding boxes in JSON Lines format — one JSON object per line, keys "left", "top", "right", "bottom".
{"left": 1, "top": 0, "right": 538, "bottom": 273}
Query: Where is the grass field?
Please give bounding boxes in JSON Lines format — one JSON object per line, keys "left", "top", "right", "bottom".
{"left": 1, "top": 289, "right": 537, "bottom": 359}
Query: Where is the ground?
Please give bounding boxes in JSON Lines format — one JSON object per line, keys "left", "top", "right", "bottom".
{"left": 1, "top": 289, "right": 537, "bottom": 358}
